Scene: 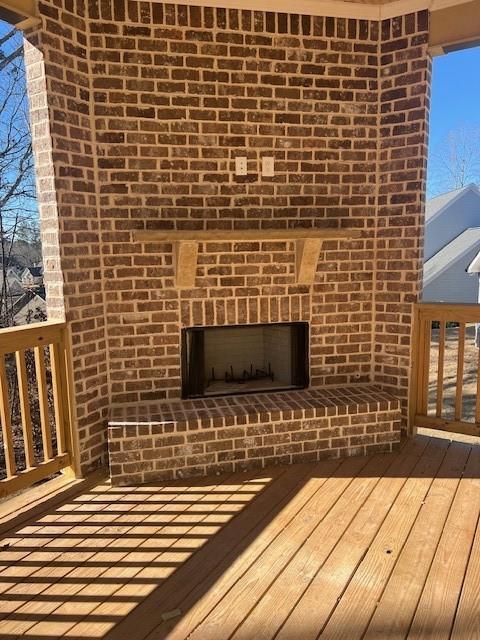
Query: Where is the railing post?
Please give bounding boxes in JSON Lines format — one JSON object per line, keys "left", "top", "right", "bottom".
{"left": 0, "top": 356, "right": 15, "bottom": 478}
{"left": 59, "top": 324, "right": 81, "bottom": 479}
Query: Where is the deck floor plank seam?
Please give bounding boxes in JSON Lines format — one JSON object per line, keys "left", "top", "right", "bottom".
{"left": 0, "top": 481, "right": 127, "bottom": 598}
{"left": 0, "top": 479, "right": 195, "bottom": 638}
{"left": 106, "top": 460, "right": 341, "bottom": 640}
{"left": 35, "top": 469, "right": 278, "bottom": 639}
{"left": 450, "top": 507, "right": 480, "bottom": 640}
{"left": 406, "top": 445, "right": 480, "bottom": 640}
{"left": 310, "top": 439, "right": 463, "bottom": 640}
{"left": 182, "top": 454, "right": 377, "bottom": 640}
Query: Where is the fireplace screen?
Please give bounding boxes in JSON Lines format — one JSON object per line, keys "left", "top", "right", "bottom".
{"left": 181, "top": 322, "right": 309, "bottom": 398}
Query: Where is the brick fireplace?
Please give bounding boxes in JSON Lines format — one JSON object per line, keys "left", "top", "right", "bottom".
{"left": 182, "top": 322, "right": 309, "bottom": 398}
{"left": 25, "top": 1, "right": 429, "bottom": 481}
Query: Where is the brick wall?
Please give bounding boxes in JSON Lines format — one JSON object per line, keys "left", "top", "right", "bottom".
{"left": 25, "top": 0, "right": 110, "bottom": 471}
{"left": 25, "top": 1, "right": 430, "bottom": 473}
{"left": 375, "top": 12, "right": 431, "bottom": 417}
{"left": 94, "top": 5, "right": 380, "bottom": 407}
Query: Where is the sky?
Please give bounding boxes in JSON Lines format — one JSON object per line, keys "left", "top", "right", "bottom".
{"left": 429, "top": 45, "right": 480, "bottom": 148}
{"left": 427, "top": 46, "right": 480, "bottom": 194}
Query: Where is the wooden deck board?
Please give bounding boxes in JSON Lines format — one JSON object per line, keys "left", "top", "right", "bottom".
{"left": 227, "top": 439, "right": 429, "bottom": 640}
{"left": 27, "top": 473, "right": 260, "bottom": 639}
{"left": 61, "top": 470, "right": 291, "bottom": 639}
{"left": 407, "top": 446, "right": 480, "bottom": 640}
{"left": 277, "top": 436, "right": 453, "bottom": 640}
{"left": 363, "top": 445, "right": 471, "bottom": 640}
{"left": 450, "top": 509, "right": 480, "bottom": 640}
{"left": 184, "top": 454, "right": 372, "bottom": 640}
{"left": 138, "top": 461, "right": 339, "bottom": 640}
{"left": 273, "top": 436, "right": 434, "bottom": 640}
{"left": 318, "top": 440, "right": 471, "bottom": 640}
{"left": 0, "top": 434, "right": 477, "bottom": 640}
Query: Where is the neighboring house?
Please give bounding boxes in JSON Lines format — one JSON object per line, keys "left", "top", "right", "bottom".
{"left": 2, "top": 277, "right": 26, "bottom": 298}
{"left": 6, "top": 267, "right": 22, "bottom": 284}
{"left": 1, "top": 274, "right": 46, "bottom": 325}
{"left": 424, "top": 184, "right": 480, "bottom": 261}
{"left": 12, "top": 289, "right": 46, "bottom": 325}
{"left": 466, "top": 249, "right": 480, "bottom": 303}
{"left": 20, "top": 265, "right": 44, "bottom": 288}
{"left": 422, "top": 184, "right": 480, "bottom": 303}
{"left": 423, "top": 229, "right": 480, "bottom": 302}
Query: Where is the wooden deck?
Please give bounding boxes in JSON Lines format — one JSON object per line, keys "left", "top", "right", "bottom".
{"left": 0, "top": 433, "right": 478, "bottom": 639}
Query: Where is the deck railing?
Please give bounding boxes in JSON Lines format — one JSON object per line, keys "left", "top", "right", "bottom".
{"left": 410, "top": 303, "right": 480, "bottom": 438}
{"left": 0, "top": 321, "right": 77, "bottom": 499}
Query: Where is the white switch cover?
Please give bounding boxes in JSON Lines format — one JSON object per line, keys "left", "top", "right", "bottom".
{"left": 235, "top": 156, "right": 247, "bottom": 176}
{"left": 262, "top": 156, "right": 274, "bottom": 177}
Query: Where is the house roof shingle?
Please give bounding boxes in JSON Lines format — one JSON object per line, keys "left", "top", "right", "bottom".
{"left": 24, "top": 266, "right": 43, "bottom": 278}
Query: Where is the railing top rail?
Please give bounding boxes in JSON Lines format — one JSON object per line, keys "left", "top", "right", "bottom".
{"left": 0, "top": 320, "right": 66, "bottom": 354}
{"left": 417, "top": 302, "right": 480, "bottom": 311}
{"left": 416, "top": 302, "right": 480, "bottom": 323}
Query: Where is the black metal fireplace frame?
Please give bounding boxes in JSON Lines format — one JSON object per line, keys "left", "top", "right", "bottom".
{"left": 181, "top": 322, "right": 309, "bottom": 399}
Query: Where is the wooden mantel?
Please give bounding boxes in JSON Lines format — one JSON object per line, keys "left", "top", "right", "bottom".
{"left": 134, "top": 228, "right": 361, "bottom": 288}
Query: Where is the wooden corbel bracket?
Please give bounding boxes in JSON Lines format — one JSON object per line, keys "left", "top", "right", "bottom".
{"left": 134, "top": 229, "right": 361, "bottom": 288}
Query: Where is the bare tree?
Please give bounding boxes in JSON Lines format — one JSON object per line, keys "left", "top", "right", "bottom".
{"left": 0, "top": 25, "right": 39, "bottom": 327}
{"left": 427, "top": 125, "right": 480, "bottom": 197}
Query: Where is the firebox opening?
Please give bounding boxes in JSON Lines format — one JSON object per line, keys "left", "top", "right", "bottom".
{"left": 182, "top": 322, "right": 309, "bottom": 399}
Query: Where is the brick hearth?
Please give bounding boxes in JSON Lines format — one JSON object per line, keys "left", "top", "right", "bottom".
{"left": 108, "top": 385, "right": 401, "bottom": 484}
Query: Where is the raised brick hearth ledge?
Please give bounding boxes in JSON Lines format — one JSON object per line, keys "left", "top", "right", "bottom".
{"left": 108, "top": 385, "right": 401, "bottom": 485}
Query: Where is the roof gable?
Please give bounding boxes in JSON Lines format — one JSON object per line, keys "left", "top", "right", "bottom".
{"left": 426, "top": 184, "right": 480, "bottom": 224}
{"left": 423, "top": 227, "right": 480, "bottom": 286}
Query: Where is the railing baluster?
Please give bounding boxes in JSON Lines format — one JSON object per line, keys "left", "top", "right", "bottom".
{"left": 436, "top": 321, "right": 446, "bottom": 418}
{"left": 15, "top": 350, "right": 35, "bottom": 468}
{"left": 476, "top": 339, "right": 480, "bottom": 424}
{"left": 34, "top": 345, "right": 53, "bottom": 461}
{"left": 454, "top": 322, "right": 466, "bottom": 421}
{"left": 411, "top": 304, "right": 480, "bottom": 438}
{"left": 0, "top": 321, "right": 73, "bottom": 499}
{"left": 49, "top": 342, "right": 66, "bottom": 455}
{"left": 418, "top": 318, "right": 431, "bottom": 415}
{"left": 0, "top": 355, "right": 16, "bottom": 478}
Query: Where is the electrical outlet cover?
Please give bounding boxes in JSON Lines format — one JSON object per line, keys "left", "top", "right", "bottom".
{"left": 262, "top": 156, "right": 274, "bottom": 177}
{"left": 235, "top": 156, "right": 247, "bottom": 176}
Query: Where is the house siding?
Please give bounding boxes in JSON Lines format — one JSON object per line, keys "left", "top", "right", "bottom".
{"left": 424, "top": 188, "right": 480, "bottom": 261}
{"left": 423, "top": 244, "right": 480, "bottom": 302}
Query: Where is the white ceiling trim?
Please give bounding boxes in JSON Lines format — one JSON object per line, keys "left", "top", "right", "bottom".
{"left": 154, "top": 0, "right": 474, "bottom": 21}
{"left": 160, "top": 0, "right": 381, "bottom": 19}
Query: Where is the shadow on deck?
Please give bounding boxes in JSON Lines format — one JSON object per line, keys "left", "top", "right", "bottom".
{"left": 0, "top": 432, "right": 478, "bottom": 639}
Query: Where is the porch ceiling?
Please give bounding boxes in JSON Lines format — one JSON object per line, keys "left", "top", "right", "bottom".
{"left": 7, "top": 0, "right": 480, "bottom": 57}
{"left": 3, "top": 0, "right": 479, "bottom": 23}
{"left": 0, "top": 0, "right": 38, "bottom": 29}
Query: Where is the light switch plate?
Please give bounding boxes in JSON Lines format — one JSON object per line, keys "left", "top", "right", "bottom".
{"left": 235, "top": 156, "right": 247, "bottom": 176}
{"left": 262, "top": 156, "right": 274, "bottom": 177}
